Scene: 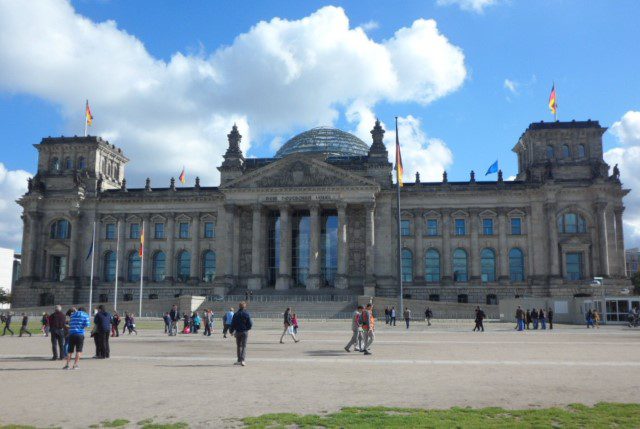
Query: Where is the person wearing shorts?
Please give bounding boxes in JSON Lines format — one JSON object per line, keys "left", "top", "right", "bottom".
{"left": 64, "top": 307, "right": 90, "bottom": 370}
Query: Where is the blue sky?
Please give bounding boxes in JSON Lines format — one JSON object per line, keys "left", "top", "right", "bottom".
{"left": 0, "top": 0, "right": 639, "bottom": 250}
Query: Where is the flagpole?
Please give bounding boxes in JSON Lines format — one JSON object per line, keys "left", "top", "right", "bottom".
{"left": 114, "top": 220, "right": 120, "bottom": 313}
{"left": 138, "top": 220, "right": 144, "bottom": 318}
{"left": 395, "top": 117, "right": 404, "bottom": 315}
{"left": 88, "top": 220, "right": 96, "bottom": 312}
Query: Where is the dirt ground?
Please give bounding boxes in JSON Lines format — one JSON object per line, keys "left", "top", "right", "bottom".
{"left": 1, "top": 319, "right": 639, "bottom": 428}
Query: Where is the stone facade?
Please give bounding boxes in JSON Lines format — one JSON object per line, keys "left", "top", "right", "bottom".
{"left": 12, "top": 120, "right": 631, "bottom": 307}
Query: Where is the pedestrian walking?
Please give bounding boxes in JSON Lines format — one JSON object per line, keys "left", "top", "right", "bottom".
{"left": 222, "top": 308, "right": 234, "bottom": 338}
{"left": 204, "top": 309, "right": 214, "bottom": 336}
{"left": 93, "top": 305, "right": 111, "bottom": 358}
{"left": 279, "top": 307, "right": 299, "bottom": 343}
{"left": 586, "top": 309, "right": 594, "bottom": 328}
{"left": 403, "top": 308, "right": 411, "bottom": 329}
{"left": 291, "top": 312, "right": 299, "bottom": 335}
{"left": 111, "top": 313, "right": 121, "bottom": 337}
{"left": 163, "top": 312, "right": 171, "bottom": 334}
{"left": 361, "top": 303, "right": 375, "bottom": 355}
{"left": 548, "top": 308, "right": 554, "bottom": 330}
{"left": 539, "top": 308, "right": 547, "bottom": 330}
{"left": 63, "top": 307, "right": 90, "bottom": 370}
{"left": 48, "top": 305, "right": 66, "bottom": 360}
{"left": 593, "top": 309, "right": 601, "bottom": 328}
{"left": 344, "top": 305, "right": 364, "bottom": 352}
{"left": 41, "top": 313, "right": 50, "bottom": 336}
{"left": 515, "top": 306, "right": 525, "bottom": 331}
{"left": 168, "top": 305, "right": 180, "bottom": 336}
{"left": 19, "top": 313, "right": 32, "bottom": 337}
{"left": 474, "top": 306, "right": 486, "bottom": 332}
{"left": 525, "top": 309, "right": 532, "bottom": 330}
{"left": 124, "top": 313, "right": 137, "bottom": 335}
{"left": 424, "top": 307, "right": 433, "bottom": 326}
{"left": 390, "top": 306, "right": 396, "bottom": 326}
{"left": 229, "top": 301, "right": 252, "bottom": 366}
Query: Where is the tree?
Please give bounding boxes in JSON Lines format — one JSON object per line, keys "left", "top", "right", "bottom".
{"left": 632, "top": 272, "right": 640, "bottom": 295}
{"left": 0, "top": 288, "right": 11, "bottom": 304}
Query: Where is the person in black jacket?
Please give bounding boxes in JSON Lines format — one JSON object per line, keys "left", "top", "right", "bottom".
{"left": 48, "top": 305, "right": 67, "bottom": 360}
{"left": 169, "top": 305, "right": 180, "bottom": 336}
{"left": 547, "top": 308, "right": 554, "bottom": 330}
{"left": 93, "top": 305, "right": 112, "bottom": 358}
{"left": 229, "top": 301, "right": 253, "bottom": 366}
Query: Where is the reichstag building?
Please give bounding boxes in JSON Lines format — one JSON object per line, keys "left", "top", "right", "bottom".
{"left": 13, "top": 119, "right": 631, "bottom": 307}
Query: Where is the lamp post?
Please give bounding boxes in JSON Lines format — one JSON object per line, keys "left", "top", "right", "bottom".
{"left": 590, "top": 277, "right": 606, "bottom": 325}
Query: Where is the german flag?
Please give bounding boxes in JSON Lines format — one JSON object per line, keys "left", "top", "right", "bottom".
{"left": 179, "top": 166, "right": 186, "bottom": 184}
{"left": 395, "top": 117, "right": 403, "bottom": 187}
{"left": 548, "top": 83, "right": 557, "bottom": 116}
{"left": 139, "top": 226, "right": 144, "bottom": 257}
{"left": 85, "top": 100, "right": 93, "bottom": 126}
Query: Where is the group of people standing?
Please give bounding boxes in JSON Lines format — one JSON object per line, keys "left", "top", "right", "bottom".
{"left": 383, "top": 306, "right": 433, "bottom": 329}
{"left": 515, "top": 306, "right": 554, "bottom": 331}
{"left": 344, "top": 303, "right": 375, "bottom": 355}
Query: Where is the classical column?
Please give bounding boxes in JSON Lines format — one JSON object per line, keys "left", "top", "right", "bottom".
{"left": 595, "top": 202, "right": 609, "bottom": 277}
{"left": 276, "top": 204, "right": 291, "bottom": 290}
{"left": 306, "top": 203, "right": 321, "bottom": 290}
{"left": 605, "top": 206, "right": 618, "bottom": 276}
{"left": 248, "top": 204, "right": 264, "bottom": 290}
{"left": 498, "top": 208, "right": 509, "bottom": 282}
{"left": 166, "top": 213, "right": 176, "bottom": 281}
{"left": 364, "top": 202, "right": 376, "bottom": 286}
{"left": 470, "top": 210, "right": 480, "bottom": 281}
{"left": 414, "top": 210, "right": 424, "bottom": 280}
{"left": 546, "top": 203, "right": 560, "bottom": 277}
{"left": 190, "top": 213, "right": 200, "bottom": 281}
{"left": 442, "top": 210, "right": 452, "bottom": 283}
{"left": 335, "top": 202, "right": 349, "bottom": 289}
{"left": 232, "top": 208, "right": 241, "bottom": 279}
{"left": 26, "top": 212, "right": 40, "bottom": 279}
{"left": 68, "top": 211, "right": 80, "bottom": 278}
{"left": 615, "top": 207, "right": 626, "bottom": 277}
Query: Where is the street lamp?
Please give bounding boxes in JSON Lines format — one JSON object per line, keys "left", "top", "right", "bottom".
{"left": 589, "top": 277, "right": 606, "bottom": 325}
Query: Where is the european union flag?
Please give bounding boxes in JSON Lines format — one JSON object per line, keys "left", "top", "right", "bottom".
{"left": 485, "top": 160, "right": 498, "bottom": 176}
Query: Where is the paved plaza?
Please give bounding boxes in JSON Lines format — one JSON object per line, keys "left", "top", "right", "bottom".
{"left": 1, "top": 319, "right": 639, "bottom": 428}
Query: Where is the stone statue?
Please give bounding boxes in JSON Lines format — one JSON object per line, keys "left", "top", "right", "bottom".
{"left": 121, "top": 178, "right": 127, "bottom": 191}
{"left": 498, "top": 170, "right": 503, "bottom": 182}
{"left": 170, "top": 177, "right": 176, "bottom": 190}
{"left": 470, "top": 170, "right": 476, "bottom": 183}
{"left": 195, "top": 176, "right": 201, "bottom": 189}
{"left": 415, "top": 172, "right": 420, "bottom": 183}
{"left": 612, "top": 164, "right": 620, "bottom": 181}
{"left": 96, "top": 175, "right": 103, "bottom": 193}
{"left": 145, "top": 177, "right": 151, "bottom": 191}
{"left": 27, "top": 177, "right": 33, "bottom": 192}
{"left": 442, "top": 171, "right": 448, "bottom": 183}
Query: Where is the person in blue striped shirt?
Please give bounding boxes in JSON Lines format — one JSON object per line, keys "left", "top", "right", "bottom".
{"left": 64, "top": 307, "right": 91, "bottom": 370}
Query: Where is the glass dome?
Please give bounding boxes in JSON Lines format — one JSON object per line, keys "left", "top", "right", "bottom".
{"left": 275, "top": 126, "right": 369, "bottom": 158}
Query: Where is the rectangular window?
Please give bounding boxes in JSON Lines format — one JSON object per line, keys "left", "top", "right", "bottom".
{"left": 511, "top": 218, "right": 522, "bottom": 235}
{"left": 204, "top": 221, "right": 215, "bottom": 238}
{"left": 129, "top": 223, "right": 140, "bottom": 239}
{"left": 426, "top": 219, "right": 438, "bottom": 236}
{"left": 565, "top": 252, "right": 583, "bottom": 280}
{"left": 154, "top": 223, "right": 165, "bottom": 239}
{"left": 179, "top": 222, "right": 190, "bottom": 239}
{"left": 455, "top": 219, "right": 466, "bottom": 235}
{"left": 482, "top": 218, "right": 494, "bottom": 235}
{"left": 50, "top": 255, "right": 67, "bottom": 282}
{"left": 401, "top": 220, "right": 411, "bottom": 236}
{"left": 105, "top": 223, "right": 116, "bottom": 240}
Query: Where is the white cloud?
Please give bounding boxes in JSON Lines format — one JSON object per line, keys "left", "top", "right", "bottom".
{"left": 437, "top": 0, "right": 501, "bottom": 13}
{"left": 604, "top": 111, "right": 640, "bottom": 248}
{"left": 390, "top": 115, "right": 453, "bottom": 183}
{"left": 0, "top": 1, "right": 467, "bottom": 248}
{"left": 359, "top": 20, "right": 379, "bottom": 32}
{"left": 0, "top": 164, "right": 31, "bottom": 251}
{"left": 503, "top": 78, "right": 518, "bottom": 95}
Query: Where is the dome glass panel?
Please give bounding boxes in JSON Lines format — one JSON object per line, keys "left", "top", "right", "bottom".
{"left": 275, "top": 126, "right": 369, "bottom": 158}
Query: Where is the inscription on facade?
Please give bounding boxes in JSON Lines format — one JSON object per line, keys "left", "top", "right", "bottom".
{"left": 261, "top": 194, "right": 339, "bottom": 203}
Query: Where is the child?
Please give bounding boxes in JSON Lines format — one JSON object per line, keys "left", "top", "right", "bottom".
{"left": 292, "top": 313, "right": 299, "bottom": 335}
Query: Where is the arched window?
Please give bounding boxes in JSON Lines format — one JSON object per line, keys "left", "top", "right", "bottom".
{"left": 486, "top": 294, "right": 498, "bottom": 305}
{"left": 425, "top": 248, "right": 440, "bottom": 283}
{"left": 457, "top": 294, "right": 468, "bottom": 303}
{"left": 202, "top": 250, "right": 216, "bottom": 282}
{"left": 49, "top": 219, "right": 71, "bottom": 239}
{"left": 562, "top": 144, "right": 570, "bottom": 158}
{"left": 51, "top": 157, "right": 60, "bottom": 171}
{"left": 77, "top": 156, "right": 86, "bottom": 170}
{"left": 557, "top": 213, "right": 587, "bottom": 233}
{"left": 578, "top": 144, "right": 586, "bottom": 158}
{"left": 64, "top": 157, "right": 73, "bottom": 170}
{"left": 103, "top": 251, "right": 116, "bottom": 282}
{"left": 481, "top": 248, "right": 496, "bottom": 282}
{"left": 127, "top": 251, "right": 141, "bottom": 282}
{"left": 546, "top": 146, "right": 554, "bottom": 159}
{"left": 401, "top": 249, "right": 413, "bottom": 282}
{"left": 177, "top": 250, "right": 191, "bottom": 282}
{"left": 453, "top": 248, "right": 468, "bottom": 282}
{"left": 509, "top": 248, "right": 525, "bottom": 282}
{"left": 152, "top": 251, "right": 166, "bottom": 282}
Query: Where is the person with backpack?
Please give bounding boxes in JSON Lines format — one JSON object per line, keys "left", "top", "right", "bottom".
{"left": 361, "top": 303, "right": 375, "bottom": 355}
{"left": 344, "top": 305, "right": 364, "bottom": 352}
{"left": 279, "top": 307, "right": 299, "bottom": 343}
{"left": 229, "top": 301, "right": 252, "bottom": 366}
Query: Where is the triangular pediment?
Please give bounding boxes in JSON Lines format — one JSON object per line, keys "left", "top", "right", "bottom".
{"left": 221, "top": 153, "right": 379, "bottom": 190}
